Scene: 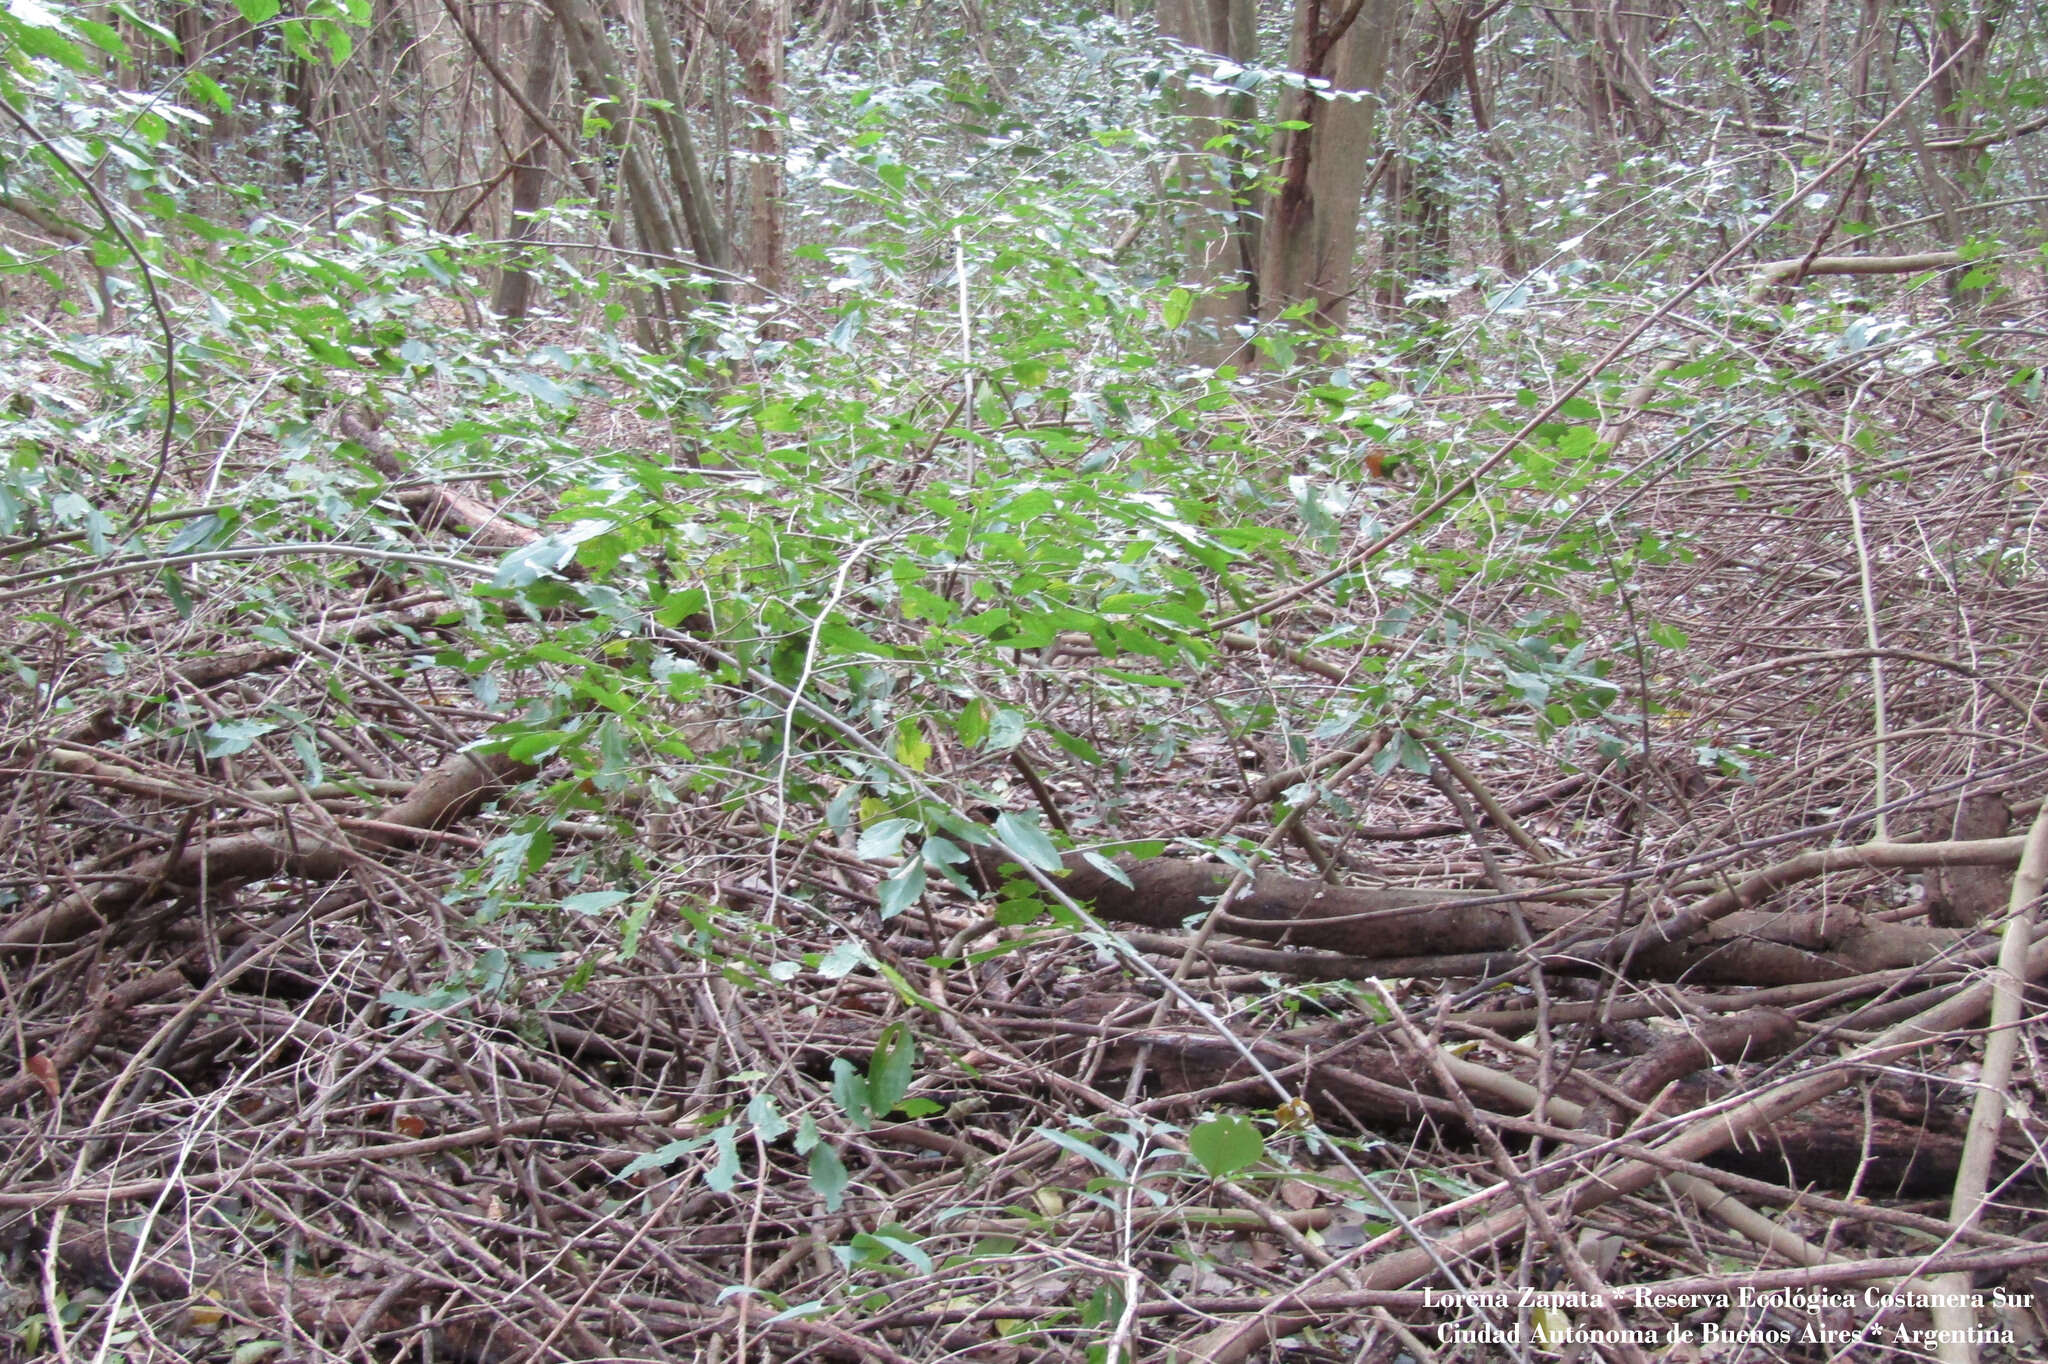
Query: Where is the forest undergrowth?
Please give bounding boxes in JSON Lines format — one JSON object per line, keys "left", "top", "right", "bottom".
{"left": 3, "top": 1, "right": 2048, "bottom": 1360}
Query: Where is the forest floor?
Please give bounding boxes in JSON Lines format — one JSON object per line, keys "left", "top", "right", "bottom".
{"left": 3, "top": 291, "right": 2047, "bottom": 1364}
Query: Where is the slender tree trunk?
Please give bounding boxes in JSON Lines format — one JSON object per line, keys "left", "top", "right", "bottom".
{"left": 1158, "top": 0, "right": 1259, "bottom": 364}
{"left": 1841, "top": 0, "right": 1886, "bottom": 244}
{"left": 545, "top": 0, "right": 706, "bottom": 320}
{"left": 1596, "top": 0, "right": 1663, "bottom": 145}
{"left": 281, "top": 53, "right": 317, "bottom": 187}
{"left": 492, "top": 13, "right": 559, "bottom": 320}
{"left": 643, "top": 0, "right": 733, "bottom": 288}
{"left": 1562, "top": 0, "right": 1659, "bottom": 262}
{"left": 404, "top": 0, "right": 469, "bottom": 193}
{"left": 1381, "top": 0, "right": 1480, "bottom": 317}
{"left": 1463, "top": 43, "right": 1522, "bottom": 276}
{"left": 1739, "top": 0, "right": 1802, "bottom": 201}
{"left": 1911, "top": 0, "right": 2004, "bottom": 301}
{"left": 731, "top": 0, "right": 788, "bottom": 297}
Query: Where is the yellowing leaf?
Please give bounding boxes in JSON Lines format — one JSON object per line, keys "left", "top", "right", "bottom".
{"left": 894, "top": 720, "right": 932, "bottom": 772}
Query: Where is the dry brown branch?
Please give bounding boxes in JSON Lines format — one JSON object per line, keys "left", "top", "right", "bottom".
{"left": 1, "top": 747, "right": 531, "bottom": 948}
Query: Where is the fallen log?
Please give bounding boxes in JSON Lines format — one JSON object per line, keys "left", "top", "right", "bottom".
{"left": 5, "top": 411, "right": 567, "bottom": 952}
{"left": 926, "top": 992, "right": 1974, "bottom": 1192}
{"left": 45, "top": 1226, "right": 540, "bottom": 1363}
{"left": 975, "top": 837, "right": 2022, "bottom": 986}
{"left": 1, "top": 747, "right": 530, "bottom": 948}
{"left": 1926, "top": 792, "right": 2013, "bottom": 926}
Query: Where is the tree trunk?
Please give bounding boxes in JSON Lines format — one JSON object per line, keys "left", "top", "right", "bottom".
{"left": 1157, "top": 0, "right": 1259, "bottom": 365}
{"left": 1461, "top": 26, "right": 1522, "bottom": 276}
{"left": 643, "top": 0, "right": 733, "bottom": 289}
{"left": 1844, "top": 0, "right": 1884, "bottom": 239}
{"left": 491, "top": 13, "right": 560, "bottom": 320}
{"left": 544, "top": 0, "right": 701, "bottom": 320}
{"left": 1922, "top": 0, "right": 2005, "bottom": 301}
{"left": 1255, "top": 0, "right": 1394, "bottom": 335}
{"left": 731, "top": 0, "right": 787, "bottom": 297}
{"left": 1381, "top": 0, "right": 1480, "bottom": 317}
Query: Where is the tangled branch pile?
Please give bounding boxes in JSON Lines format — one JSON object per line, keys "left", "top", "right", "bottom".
{"left": 4, "top": 276, "right": 2047, "bottom": 1364}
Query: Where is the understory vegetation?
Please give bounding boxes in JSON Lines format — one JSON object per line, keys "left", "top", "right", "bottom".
{"left": 2, "top": 0, "right": 2046, "bottom": 1359}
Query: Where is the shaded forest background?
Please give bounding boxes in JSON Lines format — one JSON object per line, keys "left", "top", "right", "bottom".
{"left": 2, "top": 0, "right": 2048, "bottom": 1359}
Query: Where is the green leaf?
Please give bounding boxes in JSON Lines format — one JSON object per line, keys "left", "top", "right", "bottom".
{"left": 893, "top": 719, "right": 932, "bottom": 771}
{"left": 620, "top": 899, "right": 651, "bottom": 960}
{"left": 857, "top": 818, "right": 918, "bottom": 860}
{"left": 855, "top": 1227, "right": 932, "bottom": 1274}
{"left": 831, "top": 1058, "right": 873, "bottom": 1129}
{"left": 184, "top": 70, "right": 233, "bottom": 111}
{"left": 506, "top": 730, "right": 571, "bottom": 762}
{"left": 748, "top": 1093, "right": 790, "bottom": 1143}
{"left": 72, "top": 18, "right": 130, "bottom": 58}
{"left": 817, "top": 940, "right": 872, "bottom": 978}
{"left": 956, "top": 697, "right": 989, "bottom": 747}
{"left": 10, "top": 21, "right": 88, "bottom": 68}
{"left": 994, "top": 811, "right": 1062, "bottom": 871}
{"left": 899, "top": 582, "right": 953, "bottom": 623}
{"left": 234, "top": 0, "right": 281, "bottom": 20}
{"left": 986, "top": 707, "right": 1028, "bottom": 750}
{"left": 703, "top": 1123, "right": 741, "bottom": 1193}
{"left": 876, "top": 857, "right": 926, "bottom": 919}
{"left": 808, "top": 1142, "right": 850, "bottom": 1211}
{"left": 1035, "top": 1127, "right": 1130, "bottom": 1181}
{"left": 492, "top": 536, "right": 575, "bottom": 587}
{"left": 1188, "top": 1115, "right": 1264, "bottom": 1178}
{"left": 1082, "top": 1281, "right": 1125, "bottom": 1328}
{"left": 561, "top": 890, "right": 631, "bottom": 915}
{"left": 1647, "top": 622, "right": 1689, "bottom": 649}
{"left": 1049, "top": 728, "right": 1102, "bottom": 764}
{"left": 868, "top": 1021, "right": 916, "bottom": 1115}
{"left": 202, "top": 718, "right": 275, "bottom": 757}
{"left": 289, "top": 730, "right": 325, "bottom": 786}
{"left": 1163, "top": 287, "right": 1193, "bottom": 329}
{"left": 1079, "top": 851, "right": 1133, "bottom": 888}
{"left": 617, "top": 1134, "right": 708, "bottom": 1179}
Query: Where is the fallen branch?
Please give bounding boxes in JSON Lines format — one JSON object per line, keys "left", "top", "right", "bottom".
{"left": 2, "top": 747, "right": 531, "bottom": 948}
